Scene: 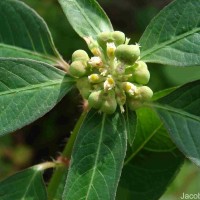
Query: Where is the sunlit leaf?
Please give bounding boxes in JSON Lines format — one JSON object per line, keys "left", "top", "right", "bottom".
{"left": 58, "top": 0, "right": 113, "bottom": 39}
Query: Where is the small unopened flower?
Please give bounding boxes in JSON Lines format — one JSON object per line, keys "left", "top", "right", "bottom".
{"left": 91, "top": 47, "right": 102, "bottom": 56}
{"left": 88, "top": 74, "right": 101, "bottom": 83}
{"left": 99, "top": 68, "right": 108, "bottom": 76}
{"left": 107, "top": 42, "right": 116, "bottom": 58}
{"left": 123, "top": 82, "right": 137, "bottom": 95}
{"left": 88, "top": 56, "right": 102, "bottom": 67}
{"left": 104, "top": 75, "right": 115, "bottom": 91}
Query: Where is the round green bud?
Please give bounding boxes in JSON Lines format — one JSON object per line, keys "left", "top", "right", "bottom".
{"left": 97, "top": 32, "right": 112, "bottom": 47}
{"left": 129, "top": 61, "right": 150, "bottom": 84}
{"left": 111, "top": 31, "right": 125, "bottom": 46}
{"left": 72, "top": 50, "right": 89, "bottom": 62}
{"left": 88, "top": 90, "right": 103, "bottom": 109}
{"left": 128, "top": 98, "right": 143, "bottom": 111}
{"left": 115, "top": 44, "right": 140, "bottom": 65}
{"left": 69, "top": 61, "right": 87, "bottom": 78}
{"left": 100, "top": 98, "right": 117, "bottom": 115}
{"left": 99, "top": 91, "right": 117, "bottom": 114}
{"left": 92, "top": 82, "right": 104, "bottom": 91}
{"left": 76, "top": 77, "right": 92, "bottom": 99}
{"left": 102, "top": 90, "right": 115, "bottom": 100}
{"left": 135, "top": 86, "right": 153, "bottom": 101}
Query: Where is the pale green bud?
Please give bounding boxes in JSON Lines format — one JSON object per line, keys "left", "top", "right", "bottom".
{"left": 130, "top": 61, "right": 150, "bottom": 84}
{"left": 100, "top": 99, "right": 117, "bottom": 114}
{"left": 111, "top": 31, "right": 125, "bottom": 46}
{"left": 92, "top": 82, "right": 104, "bottom": 91}
{"left": 100, "top": 91, "right": 117, "bottom": 114}
{"left": 115, "top": 44, "right": 140, "bottom": 65}
{"left": 76, "top": 77, "right": 92, "bottom": 99}
{"left": 128, "top": 99, "right": 143, "bottom": 111}
{"left": 72, "top": 50, "right": 89, "bottom": 62}
{"left": 88, "top": 90, "right": 103, "bottom": 109}
{"left": 69, "top": 61, "right": 87, "bottom": 78}
{"left": 134, "top": 86, "right": 153, "bottom": 101}
{"left": 103, "top": 89, "right": 115, "bottom": 99}
{"left": 97, "top": 32, "right": 112, "bottom": 47}
{"left": 97, "top": 31, "right": 125, "bottom": 48}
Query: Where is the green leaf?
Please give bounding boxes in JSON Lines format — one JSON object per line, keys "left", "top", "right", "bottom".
{"left": 0, "top": 0, "right": 62, "bottom": 64}
{"left": 125, "top": 107, "right": 137, "bottom": 146}
{"left": 124, "top": 107, "right": 176, "bottom": 165}
{"left": 117, "top": 149, "right": 184, "bottom": 200}
{"left": 153, "top": 80, "right": 200, "bottom": 166}
{"left": 152, "top": 86, "right": 178, "bottom": 101}
{"left": 0, "top": 166, "right": 47, "bottom": 200}
{"left": 118, "top": 107, "right": 183, "bottom": 199}
{"left": 0, "top": 58, "right": 74, "bottom": 136}
{"left": 136, "top": 108, "right": 175, "bottom": 152}
{"left": 58, "top": 0, "right": 113, "bottom": 39}
{"left": 63, "top": 109, "right": 127, "bottom": 200}
{"left": 140, "top": 0, "right": 200, "bottom": 67}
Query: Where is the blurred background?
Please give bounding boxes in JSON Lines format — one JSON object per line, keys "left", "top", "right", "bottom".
{"left": 0, "top": 0, "right": 200, "bottom": 199}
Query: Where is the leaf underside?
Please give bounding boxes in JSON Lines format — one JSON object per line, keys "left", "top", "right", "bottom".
{"left": 153, "top": 80, "right": 200, "bottom": 166}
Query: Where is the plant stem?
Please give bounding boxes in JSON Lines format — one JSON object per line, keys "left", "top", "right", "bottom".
{"left": 47, "top": 110, "right": 88, "bottom": 200}
{"left": 34, "top": 162, "right": 57, "bottom": 171}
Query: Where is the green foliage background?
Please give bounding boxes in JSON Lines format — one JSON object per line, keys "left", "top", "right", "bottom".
{"left": 0, "top": 0, "right": 200, "bottom": 199}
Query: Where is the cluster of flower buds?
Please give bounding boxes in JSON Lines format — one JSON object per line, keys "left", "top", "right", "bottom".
{"left": 69, "top": 31, "right": 153, "bottom": 114}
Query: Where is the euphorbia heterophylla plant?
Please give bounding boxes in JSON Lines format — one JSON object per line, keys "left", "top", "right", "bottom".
{"left": 0, "top": 0, "right": 199, "bottom": 199}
